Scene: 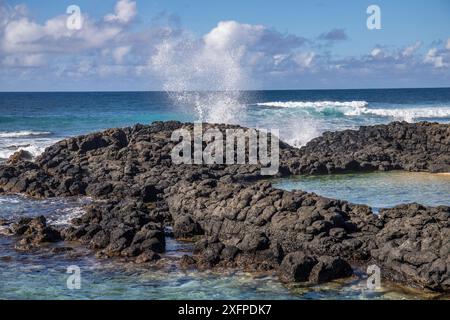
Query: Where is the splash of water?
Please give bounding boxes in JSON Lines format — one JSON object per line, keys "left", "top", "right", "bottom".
{"left": 151, "top": 32, "right": 247, "bottom": 124}
{"left": 283, "top": 118, "right": 321, "bottom": 147}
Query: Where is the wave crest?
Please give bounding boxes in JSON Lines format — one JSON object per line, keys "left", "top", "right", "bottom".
{"left": 256, "top": 101, "right": 369, "bottom": 109}
{"left": 349, "top": 107, "right": 450, "bottom": 122}
{"left": 255, "top": 100, "right": 450, "bottom": 122}
{"left": 256, "top": 101, "right": 369, "bottom": 108}
{"left": 0, "top": 131, "right": 52, "bottom": 138}
{"left": 0, "top": 131, "right": 56, "bottom": 160}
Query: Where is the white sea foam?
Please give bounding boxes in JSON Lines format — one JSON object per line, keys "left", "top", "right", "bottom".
{"left": 346, "top": 107, "right": 450, "bottom": 122}
{"left": 0, "top": 131, "right": 51, "bottom": 138}
{"left": 0, "top": 225, "right": 11, "bottom": 236}
{"left": 0, "top": 131, "right": 58, "bottom": 160}
{"left": 281, "top": 118, "right": 321, "bottom": 148}
{"left": 256, "top": 101, "right": 450, "bottom": 122}
{"left": 48, "top": 206, "right": 86, "bottom": 226}
{"left": 256, "top": 101, "right": 369, "bottom": 109}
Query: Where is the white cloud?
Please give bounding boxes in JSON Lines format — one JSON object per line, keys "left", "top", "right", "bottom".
{"left": 370, "top": 48, "right": 383, "bottom": 58}
{"left": 1, "top": 12, "right": 123, "bottom": 54}
{"left": 0, "top": 1, "right": 448, "bottom": 90}
{"left": 104, "top": 0, "right": 137, "bottom": 24}
{"left": 203, "top": 20, "right": 265, "bottom": 52}
{"left": 424, "top": 48, "right": 446, "bottom": 68}
{"left": 294, "top": 52, "right": 315, "bottom": 68}
{"left": 113, "top": 45, "right": 131, "bottom": 63}
{"left": 402, "top": 41, "right": 422, "bottom": 57}
{"left": 150, "top": 20, "right": 307, "bottom": 91}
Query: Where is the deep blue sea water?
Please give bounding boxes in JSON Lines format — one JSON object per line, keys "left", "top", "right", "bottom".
{"left": 1, "top": 88, "right": 450, "bottom": 299}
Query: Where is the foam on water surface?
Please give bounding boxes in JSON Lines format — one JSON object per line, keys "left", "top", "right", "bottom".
{"left": 255, "top": 100, "right": 450, "bottom": 122}
{"left": 0, "top": 130, "right": 61, "bottom": 161}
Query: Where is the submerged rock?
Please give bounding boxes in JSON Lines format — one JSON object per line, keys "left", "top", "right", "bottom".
{"left": 11, "top": 216, "right": 62, "bottom": 250}
{"left": 135, "top": 250, "right": 161, "bottom": 264}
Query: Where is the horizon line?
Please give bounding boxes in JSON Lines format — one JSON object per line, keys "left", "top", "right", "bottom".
{"left": 1, "top": 86, "right": 450, "bottom": 93}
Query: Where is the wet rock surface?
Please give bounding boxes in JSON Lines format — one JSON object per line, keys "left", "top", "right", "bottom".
{"left": 10, "top": 216, "right": 62, "bottom": 251}
{"left": 0, "top": 120, "right": 449, "bottom": 292}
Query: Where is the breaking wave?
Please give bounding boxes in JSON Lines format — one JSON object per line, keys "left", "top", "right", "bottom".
{"left": 255, "top": 101, "right": 450, "bottom": 122}
{"left": 0, "top": 130, "right": 52, "bottom": 138}
{"left": 256, "top": 101, "right": 369, "bottom": 109}
{"left": 351, "top": 107, "right": 450, "bottom": 122}
{"left": 0, "top": 131, "right": 58, "bottom": 160}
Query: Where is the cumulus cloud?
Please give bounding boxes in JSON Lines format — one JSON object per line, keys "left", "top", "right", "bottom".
{"left": 1, "top": 8, "right": 123, "bottom": 55}
{"left": 447, "top": 38, "right": 450, "bottom": 50}
{"left": 370, "top": 47, "right": 384, "bottom": 58}
{"left": 293, "top": 52, "right": 315, "bottom": 68}
{"left": 424, "top": 48, "right": 446, "bottom": 68}
{"left": 151, "top": 20, "right": 309, "bottom": 91}
{"left": 203, "top": 21, "right": 305, "bottom": 58}
{"left": 402, "top": 41, "right": 422, "bottom": 57}
{"left": 104, "top": 0, "right": 137, "bottom": 24}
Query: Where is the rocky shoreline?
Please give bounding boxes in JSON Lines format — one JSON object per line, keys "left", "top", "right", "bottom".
{"left": 0, "top": 121, "right": 449, "bottom": 293}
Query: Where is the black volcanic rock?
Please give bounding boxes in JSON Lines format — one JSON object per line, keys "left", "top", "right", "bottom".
{"left": 283, "top": 121, "right": 450, "bottom": 175}
{"left": 370, "top": 204, "right": 450, "bottom": 292}
{"left": 308, "top": 256, "right": 353, "bottom": 284}
{"left": 11, "top": 216, "right": 62, "bottom": 250}
{"left": 0, "top": 120, "right": 449, "bottom": 292}
{"left": 279, "top": 252, "right": 317, "bottom": 283}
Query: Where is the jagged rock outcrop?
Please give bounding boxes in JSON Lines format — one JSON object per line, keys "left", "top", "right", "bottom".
{"left": 371, "top": 204, "right": 450, "bottom": 292}
{"left": 0, "top": 121, "right": 449, "bottom": 292}
{"left": 282, "top": 121, "right": 450, "bottom": 174}
{"left": 11, "top": 216, "right": 62, "bottom": 251}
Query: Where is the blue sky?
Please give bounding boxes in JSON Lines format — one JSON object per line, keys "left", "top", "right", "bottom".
{"left": 1, "top": 0, "right": 449, "bottom": 91}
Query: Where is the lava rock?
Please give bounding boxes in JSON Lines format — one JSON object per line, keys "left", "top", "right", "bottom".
{"left": 308, "top": 256, "right": 353, "bottom": 284}
{"left": 278, "top": 252, "right": 317, "bottom": 283}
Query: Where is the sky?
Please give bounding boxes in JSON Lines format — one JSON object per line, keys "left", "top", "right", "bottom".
{"left": 0, "top": 0, "right": 449, "bottom": 91}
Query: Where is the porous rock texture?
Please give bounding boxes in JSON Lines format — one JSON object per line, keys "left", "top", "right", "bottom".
{"left": 0, "top": 121, "right": 449, "bottom": 292}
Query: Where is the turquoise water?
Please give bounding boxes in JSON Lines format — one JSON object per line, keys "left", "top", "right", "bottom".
{"left": 273, "top": 171, "right": 450, "bottom": 212}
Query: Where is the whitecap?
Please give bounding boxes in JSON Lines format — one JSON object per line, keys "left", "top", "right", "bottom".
{"left": 48, "top": 207, "right": 86, "bottom": 226}
{"left": 256, "top": 101, "right": 369, "bottom": 109}
{"left": 348, "top": 107, "right": 450, "bottom": 122}
{"left": 255, "top": 101, "right": 450, "bottom": 122}
{"left": 0, "top": 131, "right": 59, "bottom": 160}
{"left": 0, "top": 131, "right": 52, "bottom": 138}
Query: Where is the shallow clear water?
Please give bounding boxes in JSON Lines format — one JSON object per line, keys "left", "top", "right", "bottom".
{"left": 0, "top": 195, "right": 90, "bottom": 225}
{"left": 273, "top": 171, "right": 450, "bottom": 212}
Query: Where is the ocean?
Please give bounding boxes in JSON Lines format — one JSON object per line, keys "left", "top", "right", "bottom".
{"left": 1, "top": 88, "right": 450, "bottom": 299}
{"left": 1, "top": 88, "right": 450, "bottom": 161}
